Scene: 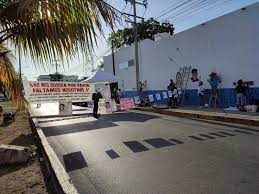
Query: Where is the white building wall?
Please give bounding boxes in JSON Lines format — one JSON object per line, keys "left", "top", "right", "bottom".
{"left": 104, "top": 3, "right": 259, "bottom": 91}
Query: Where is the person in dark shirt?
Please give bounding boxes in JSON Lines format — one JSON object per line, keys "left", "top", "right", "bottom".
{"left": 167, "top": 79, "right": 176, "bottom": 107}
{"left": 167, "top": 79, "right": 176, "bottom": 92}
{"left": 92, "top": 92, "right": 99, "bottom": 118}
{"left": 236, "top": 79, "right": 246, "bottom": 109}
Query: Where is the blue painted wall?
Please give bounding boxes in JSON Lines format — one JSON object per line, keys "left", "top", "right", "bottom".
{"left": 121, "top": 88, "right": 259, "bottom": 108}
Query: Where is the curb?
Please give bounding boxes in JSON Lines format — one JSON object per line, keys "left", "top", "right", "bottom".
{"left": 30, "top": 113, "right": 92, "bottom": 119}
{"left": 135, "top": 108, "right": 259, "bottom": 126}
{"left": 30, "top": 118, "right": 79, "bottom": 194}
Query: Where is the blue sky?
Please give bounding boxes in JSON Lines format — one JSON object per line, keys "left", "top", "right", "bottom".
{"left": 16, "top": 0, "right": 258, "bottom": 80}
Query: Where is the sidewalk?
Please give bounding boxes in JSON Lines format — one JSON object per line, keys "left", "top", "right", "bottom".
{"left": 136, "top": 106, "right": 259, "bottom": 126}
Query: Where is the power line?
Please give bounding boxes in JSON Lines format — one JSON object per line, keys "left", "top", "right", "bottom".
{"left": 171, "top": 0, "right": 219, "bottom": 21}
{"left": 155, "top": 0, "right": 184, "bottom": 19}
{"left": 172, "top": 0, "right": 234, "bottom": 23}
{"left": 163, "top": 0, "right": 213, "bottom": 21}
{"left": 155, "top": 0, "right": 194, "bottom": 20}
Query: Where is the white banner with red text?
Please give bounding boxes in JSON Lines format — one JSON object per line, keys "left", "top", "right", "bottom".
{"left": 23, "top": 81, "right": 94, "bottom": 103}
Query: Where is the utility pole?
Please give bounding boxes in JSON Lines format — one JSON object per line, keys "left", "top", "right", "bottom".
{"left": 124, "top": 0, "right": 147, "bottom": 92}
{"left": 111, "top": 40, "right": 116, "bottom": 75}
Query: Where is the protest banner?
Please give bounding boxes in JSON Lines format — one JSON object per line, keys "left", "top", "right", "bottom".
{"left": 59, "top": 100, "right": 72, "bottom": 116}
{"left": 148, "top": 95, "right": 154, "bottom": 102}
{"left": 105, "top": 99, "right": 117, "bottom": 113}
{"left": 120, "top": 98, "right": 134, "bottom": 110}
{"left": 163, "top": 92, "right": 168, "bottom": 99}
{"left": 23, "top": 81, "right": 94, "bottom": 103}
{"left": 133, "top": 96, "right": 141, "bottom": 105}
{"left": 156, "top": 93, "right": 161, "bottom": 100}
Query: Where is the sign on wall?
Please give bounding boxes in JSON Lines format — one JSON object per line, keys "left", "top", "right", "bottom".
{"left": 23, "top": 81, "right": 94, "bottom": 103}
{"left": 148, "top": 95, "right": 154, "bottom": 102}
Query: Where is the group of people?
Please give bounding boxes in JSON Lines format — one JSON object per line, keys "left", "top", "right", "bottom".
{"left": 167, "top": 70, "right": 220, "bottom": 108}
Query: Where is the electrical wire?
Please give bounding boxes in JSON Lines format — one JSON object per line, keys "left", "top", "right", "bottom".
{"left": 164, "top": 0, "right": 212, "bottom": 21}
{"left": 173, "top": 0, "right": 234, "bottom": 23}
{"left": 155, "top": 0, "right": 183, "bottom": 19}
{"left": 155, "top": 0, "right": 194, "bottom": 20}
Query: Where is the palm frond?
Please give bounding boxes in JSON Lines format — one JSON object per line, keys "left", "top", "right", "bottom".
{"left": 0, "top": 0, "right": 119, "bottom": 64}
{"left": 0, "top": 44, "right": 26, "bottom": 109}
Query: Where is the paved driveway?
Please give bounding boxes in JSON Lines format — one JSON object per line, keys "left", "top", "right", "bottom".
{"left": 37, "top": 110, "right": 259, "bottom": 194}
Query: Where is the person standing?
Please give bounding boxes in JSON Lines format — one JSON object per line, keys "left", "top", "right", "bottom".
{"left": 116, "top": 89, "right": 122, "bottom": 104}
{"left": 92, "top": 92, "right": 99, "bottom": 118}
{"left": 198, "top": 81, "right": 205, "bottom": 108}
{"left": 235, "top": 79, "right": 246, "bottom": 109}
{"left": 167, "top": 79, "right": 176, "bottom": 107}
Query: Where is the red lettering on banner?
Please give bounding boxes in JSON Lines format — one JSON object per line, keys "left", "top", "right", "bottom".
{"left": 68, "top": 83, "right": 76, "bottom": 87}
{"left": 33, "top": 83, "right": 40, "bottom": 87}
{"left": 33, "top": 88, "right": 42, "bottom": 93}
{"left": 42, "top": 88, "right": 61, "bottom": 93}
{"left": 61, "top": 88, "right": 84, "bottom": 92}
{"left": 41, "top": 83, "right": 49, "bottom": 87}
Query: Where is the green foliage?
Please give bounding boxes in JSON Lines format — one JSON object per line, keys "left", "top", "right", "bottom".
{"left": 108, "top": 18, "right": 174, "bottom": 49}
{"left": 28, "top": 144, "right": 38, "bottom": 160}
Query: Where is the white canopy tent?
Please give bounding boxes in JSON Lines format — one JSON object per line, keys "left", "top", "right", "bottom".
{"left": 82, "top": 70, "right": 119, "bottom": 83}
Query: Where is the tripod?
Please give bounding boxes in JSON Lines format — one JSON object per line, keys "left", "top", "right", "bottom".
{"left": 208, "top": 87, "right": 228, "bottom": 114}
{"left": 209, "top": 87, "right": 221, "bottom": 108}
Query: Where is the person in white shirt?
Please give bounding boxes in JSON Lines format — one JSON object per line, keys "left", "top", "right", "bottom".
{"left": 172, "top": 88, "right": 179, "bottom": 107}
{"left": 198, "top": 81, "right": 205, "bottom": 107}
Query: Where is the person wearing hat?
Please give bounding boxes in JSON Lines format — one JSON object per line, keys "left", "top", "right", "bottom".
{"left": 208, "top": 72, "right": 221, "bottom": 96}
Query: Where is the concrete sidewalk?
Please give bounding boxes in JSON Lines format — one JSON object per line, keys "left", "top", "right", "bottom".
{"left": 136, "top": 107, "right": 259, "bottom": 126}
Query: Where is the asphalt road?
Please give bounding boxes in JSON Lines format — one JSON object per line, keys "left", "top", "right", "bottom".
{"left": 37, "top": 110, "right": 259, "bottom": 194}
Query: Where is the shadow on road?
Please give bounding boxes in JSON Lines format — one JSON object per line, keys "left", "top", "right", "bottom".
{"left": 41, "top": 112, "right": 159, "bottom": 137}
{"left": 42, "top": 119, "right": 118, "bottom": 137}
{"left": 101, "top": 112, "right": 160, "bottom": 123}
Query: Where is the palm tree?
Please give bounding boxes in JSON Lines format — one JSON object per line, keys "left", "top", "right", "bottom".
{"left": 0, "top": 45, "right": 25, "bottom": 107}
{"left": 0, "top": 0, "right": 118, "bottom": 108}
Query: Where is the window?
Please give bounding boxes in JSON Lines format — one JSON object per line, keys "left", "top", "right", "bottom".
{"left": 128, "top": 60, "right": 134, "bottom": 67}
{"left": 119, "top": 60, "right": 134, "bottom": 69}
